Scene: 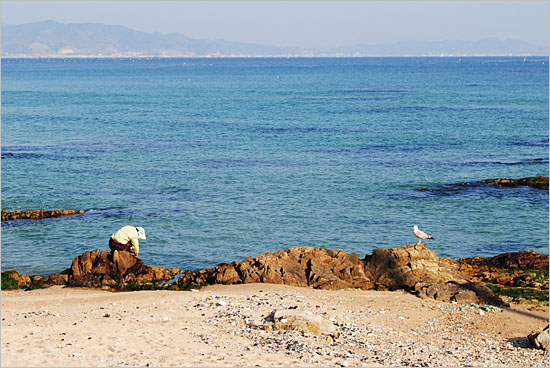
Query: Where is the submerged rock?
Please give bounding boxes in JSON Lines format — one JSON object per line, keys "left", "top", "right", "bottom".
{"left": 1, "top": 209, "right": 85, "bottom": 221}
{"left": 482, "top": 176, "right": 549, "bottom": 190}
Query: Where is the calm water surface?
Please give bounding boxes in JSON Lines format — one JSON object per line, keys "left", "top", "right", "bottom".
{"left": 1, "top": 57, "right": 548, "bottom": 275}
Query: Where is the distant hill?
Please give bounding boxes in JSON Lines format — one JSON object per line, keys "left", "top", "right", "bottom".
{"left": 1, "top": 21, "right": 547, "bottom": 57}
{"left": 1, "top": 20, "right": 298, "bottom": 57}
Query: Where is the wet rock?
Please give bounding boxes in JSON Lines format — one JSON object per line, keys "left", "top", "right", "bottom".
{"left": 268, "top": 309, "right": 337, "bottom": 335}
{"left": 1, "top": 209, "right": 85, "bottom": 221}
{"left": 528, "top": 324, "right": 549, "bottom": 351}
{"left": 482, "top": 176, "right": 548, "bottom": 190}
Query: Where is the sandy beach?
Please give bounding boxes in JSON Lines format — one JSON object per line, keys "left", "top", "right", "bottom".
{"left": 1, "top": 283, "right": 548, "bottom": 367}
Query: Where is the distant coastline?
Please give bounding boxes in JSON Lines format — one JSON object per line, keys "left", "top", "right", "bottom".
{"left": 2, "top": 54, "right": 548, "bottom": 59}
{"left": 3, "top": 20, "right": 547, "bottom": 59}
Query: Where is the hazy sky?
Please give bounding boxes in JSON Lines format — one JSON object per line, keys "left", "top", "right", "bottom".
{"left": 2, "top": 1, "right": 548, "bottom": 49}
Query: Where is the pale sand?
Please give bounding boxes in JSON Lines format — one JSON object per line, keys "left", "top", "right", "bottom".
{"left": 1, "top": 284, "right": 548, "bottom": 367}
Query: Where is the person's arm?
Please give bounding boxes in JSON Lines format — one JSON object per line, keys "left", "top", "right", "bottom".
{"left": 130, "top": 238, "right": 140, "bottom": 257}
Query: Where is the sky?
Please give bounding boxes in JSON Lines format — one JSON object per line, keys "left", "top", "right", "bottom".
{"left": 1, "top": 1, "right": 548, "bottom": 49}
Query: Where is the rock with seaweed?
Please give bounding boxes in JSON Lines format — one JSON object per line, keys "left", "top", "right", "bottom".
{"left": 482, "top": 176, "right": 549, "bottom": 190}
{"left": 458, "top": 250, "right": 549, "bottom": 305}
{"left": 1, "top": 209, "right": 85, "bottom": 221}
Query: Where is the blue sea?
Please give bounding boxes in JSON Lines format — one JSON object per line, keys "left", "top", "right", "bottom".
{"left": 1, "top": 57, "right": 548, "bottom": 276}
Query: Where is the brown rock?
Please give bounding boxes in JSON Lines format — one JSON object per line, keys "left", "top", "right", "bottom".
{"left": 66, "top": 249, "right": 174, "bottom": 289}
{"left": 268, "top": 309, "right": 337, "bottom": 335}
{"left": 44, "top": 273, "right": 69, "bottom": 285}
{"left": 176, "top": 244, "right": 506, "bottom": 305}
{"left": 482, "top": 176, "right": 549, "bottom": 190}
{"left": 457, "top": 250, "right": 549, "bottom": 292}
{"left": 5, "top": 271, "right": 31, "bottom": 288}
{"left": 1, "top": 209, "right": 85, "bottom": 221}
{"left": 365, "top": 244, "right": 467, "bottom": 289}
{"left": 415, "top": 281, "right": 508, "bottom": 307}
{"left": 180, "top": 247, "right": 373, "bottom": 290}
{"left": 111, "top": 250, "right": 137, "bottom": 275}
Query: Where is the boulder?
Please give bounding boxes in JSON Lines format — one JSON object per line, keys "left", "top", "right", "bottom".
{"left": 414, "top": 281, "right": 509, "bottom": 307}
{"left": 66, "top": 249, "right": 178, "bottom": 289}
{"left": 267, "top": 309, "right": 337, "bottom": 335}
{"left": 365, "top": 244, "right": 467, "bottom": 289}
{"left": 528, "top": 324, "right": 549, "bottom": 351}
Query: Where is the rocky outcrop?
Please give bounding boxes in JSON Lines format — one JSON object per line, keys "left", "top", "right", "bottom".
{"left": 176, "top": 244, "right": 508, "bottom": 306}
{"left": 457, "top": 250, "right": 549, "bottom": 300}
{"left": 8, "top": 245, "right": 547, "bottom": 308}
{"left": 459, "top": 250, "right": 548, "bottom": 273}
{"left": 1, "top": 209, "right": 85, "bottom": 221}
{"left": 178, "top": 247, "right": 373, "bottom": 290}
{"left": 66, "top": 249, "right": 181, "bottom": 289}
{"left": 482, "top": 176, "right": 549, "bottom": 190}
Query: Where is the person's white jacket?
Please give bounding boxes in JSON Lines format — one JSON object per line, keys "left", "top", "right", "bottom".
{"left": 111, "top": 226, "right": 142, "bottom": 256}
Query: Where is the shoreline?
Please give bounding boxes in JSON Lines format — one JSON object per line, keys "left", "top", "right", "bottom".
{"left": 3, "top": 54, "right": 548, "bottom": 59}
{"left": 3, "top": 245, "right": 548, "bottom": 307}
{"left": 2, "top": 283, "right": 548, "bottom": 367}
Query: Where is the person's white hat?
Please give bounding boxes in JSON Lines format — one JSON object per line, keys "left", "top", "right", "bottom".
{"left": 136, "top": 227, "right": 146, "bottom": 240}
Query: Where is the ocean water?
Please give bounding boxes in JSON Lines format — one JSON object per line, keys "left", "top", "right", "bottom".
{"left": 1, "top": 57, "right": 548, "bottom": 276}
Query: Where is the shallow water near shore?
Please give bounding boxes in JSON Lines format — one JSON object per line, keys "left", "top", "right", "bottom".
{"left": 1, "top": 57, "right": 548, "bottom": 275}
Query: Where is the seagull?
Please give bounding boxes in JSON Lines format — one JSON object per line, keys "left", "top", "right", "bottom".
{"left": 413, "top": 225, "right": 434, "bottom": 245}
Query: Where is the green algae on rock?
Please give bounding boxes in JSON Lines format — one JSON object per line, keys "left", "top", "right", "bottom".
{"left": 482, "top": 176, "right": 549, "bottom": 190}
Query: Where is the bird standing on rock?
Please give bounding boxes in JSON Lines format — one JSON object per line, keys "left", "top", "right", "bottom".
{"left": 413, "top": 225, "right": 434, "bottom": 245}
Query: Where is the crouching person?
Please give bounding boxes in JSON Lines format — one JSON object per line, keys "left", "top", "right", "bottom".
{"left": 109, "top": 225, "right": 146, "bottom": 257}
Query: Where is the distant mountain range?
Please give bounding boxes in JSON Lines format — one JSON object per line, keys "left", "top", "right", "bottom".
{"left": 1, "top": 21, "right": 547, "bottom": 57}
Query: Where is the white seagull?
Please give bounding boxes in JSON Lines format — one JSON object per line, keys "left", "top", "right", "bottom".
{"left": 413, "top": 225, "right": 434, "bottom": 245}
